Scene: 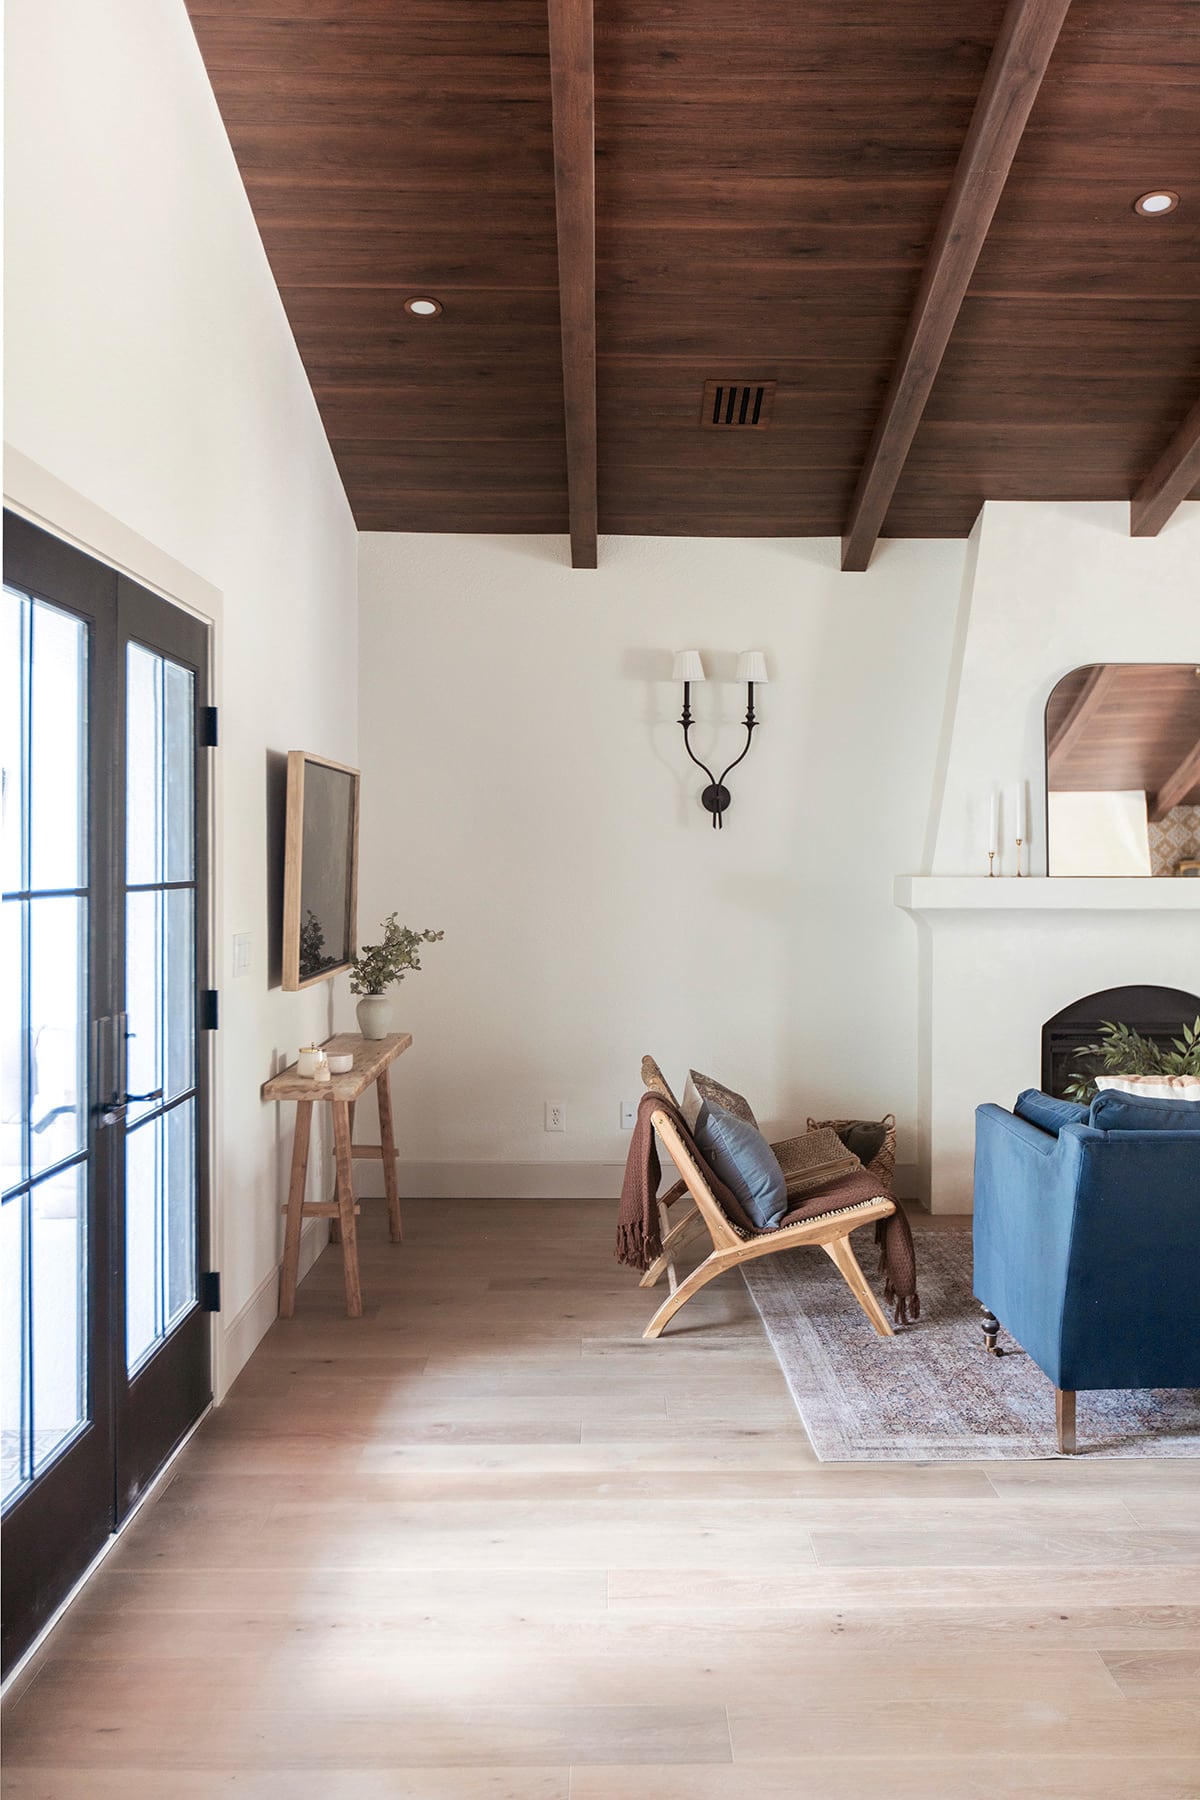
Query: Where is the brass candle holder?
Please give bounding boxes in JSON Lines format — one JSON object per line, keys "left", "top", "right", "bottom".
{"left": 1015, "top": 837, "right": 1024, "bottom": 877}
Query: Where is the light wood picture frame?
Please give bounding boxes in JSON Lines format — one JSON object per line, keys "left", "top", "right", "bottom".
{"left": 281, "top": 751, "right": 361, "bottom": 991}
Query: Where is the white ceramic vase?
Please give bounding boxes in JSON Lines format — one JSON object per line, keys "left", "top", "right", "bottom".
{"left": 356, "top": 993, "right": 393, "bottom": 1041}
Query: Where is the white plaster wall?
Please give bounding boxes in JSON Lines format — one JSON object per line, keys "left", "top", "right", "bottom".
{"left": 4, "top": 0, "right": 358, "bottom": 1387}
{"left": 932, "top": 501, "right": 1200, "bottom": 878}
{"left": 356, "top": 531, "right": 967, "bottom": 1196}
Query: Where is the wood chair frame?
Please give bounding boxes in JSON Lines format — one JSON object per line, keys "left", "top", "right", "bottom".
{"left": 636, "top": 1057, "right": 698, "bottom": 1295}
{"left": 643, "top": 1107, "right": 897, "bottom": 1341}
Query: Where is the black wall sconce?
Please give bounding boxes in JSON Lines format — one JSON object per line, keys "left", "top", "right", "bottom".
{"left": 673, "top": 649, "right": 769, "bottom": 830}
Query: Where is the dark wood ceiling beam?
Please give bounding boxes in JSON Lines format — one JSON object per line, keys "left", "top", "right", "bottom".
{"left": 547, "top": 0, "right": 597, "bottom": 569}
{"left": 1150, "top": 735, "right": 1200, "bottom": 822}
{"left": 840, "top": 0, "right": 1072, "bottom": 572}
{"left": 1047, "top": 663, "right": 1117, "bottom": 768}
{"left": 1131, "top": 390, "right": 1200, "bottom": 538}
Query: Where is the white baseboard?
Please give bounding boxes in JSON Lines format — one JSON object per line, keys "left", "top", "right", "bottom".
{"left": 215, "top": 1218, "right": 327, "bottom": 1400}
{"left": 353, "top": 1159, "right": 922, "bottom": 1204}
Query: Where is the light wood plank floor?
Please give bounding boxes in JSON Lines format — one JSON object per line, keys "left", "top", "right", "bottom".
{"left": 5, "top": 1199, "right": 1200, "bottom": 1797}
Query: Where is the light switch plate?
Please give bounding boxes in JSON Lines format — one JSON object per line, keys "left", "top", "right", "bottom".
{"left": 232, "top": 933, "right": 252, "bottom": 977}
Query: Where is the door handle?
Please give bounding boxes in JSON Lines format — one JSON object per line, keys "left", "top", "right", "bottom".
{"left": 93, "top": 1014, "right": 125, "bottom": 1125}
{"left": 118, "top": 1015, "right": 163, "bottom": 1102}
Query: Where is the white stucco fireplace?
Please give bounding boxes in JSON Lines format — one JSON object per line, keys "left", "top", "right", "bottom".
{"left": 896, "top": 501, "right": 1200, "bottom": 1213}
{"left": 897, "top": 879, "right": 1199, "bottom": 1211}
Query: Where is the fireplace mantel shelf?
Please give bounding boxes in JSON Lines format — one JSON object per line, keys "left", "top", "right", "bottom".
{"left": 895, "top": 876, "right": 1200, "bottom": 913}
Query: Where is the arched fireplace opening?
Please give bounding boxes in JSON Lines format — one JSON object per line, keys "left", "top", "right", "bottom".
{"left": 1042, "top": 985, "right": 1200, "bottom": 1099}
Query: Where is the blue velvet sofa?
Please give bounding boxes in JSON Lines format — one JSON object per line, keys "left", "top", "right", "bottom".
{"left": 973, "top": 1087, "right": 1200, "bottom": 1452}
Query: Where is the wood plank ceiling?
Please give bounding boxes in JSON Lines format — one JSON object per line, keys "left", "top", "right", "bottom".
{"left": 185, "top": 0, "right": 1200, "bottom": 565}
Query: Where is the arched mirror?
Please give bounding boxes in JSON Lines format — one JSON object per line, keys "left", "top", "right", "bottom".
{"left": 1046, "top": 664, "right": 1200, "bottom": 876}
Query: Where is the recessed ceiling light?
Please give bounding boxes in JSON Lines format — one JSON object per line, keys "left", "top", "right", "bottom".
{"left": 1133, "top": 190, "right": 1179, "bottom": 216}
{"left": 404, "top": 296, "right": 444, "bottom": 317}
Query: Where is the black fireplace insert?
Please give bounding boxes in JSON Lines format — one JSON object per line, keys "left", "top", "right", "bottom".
{"left": 1042, "top": 985, "right": 1200, "bottom": 1100}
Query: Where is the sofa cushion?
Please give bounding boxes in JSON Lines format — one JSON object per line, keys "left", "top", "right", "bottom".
{"left": 1013, "top": 1089, "right": 1090, "bottom": 1137}
{"left": 694, "top": 1100, "right": 787, "bottom": 1230}
{"left": 1089, "top": 1087, "right": 1200, "bottom": 1134}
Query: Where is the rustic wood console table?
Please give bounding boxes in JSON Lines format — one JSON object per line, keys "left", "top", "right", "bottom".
{"left": 261, "top": 1031, "right": 412, "bottom": 1318}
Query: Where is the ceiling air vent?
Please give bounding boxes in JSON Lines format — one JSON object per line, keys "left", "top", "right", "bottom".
{"left": 700, "top": 380, "right": 776, "bottom": 430}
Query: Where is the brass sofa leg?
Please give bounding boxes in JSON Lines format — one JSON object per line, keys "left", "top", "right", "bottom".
{"left": 980, "top": 1310, "right": 1001, "bottom": 1355}
{"left": 1056, "top": 1388, "right": 1077, "bottom": 1455}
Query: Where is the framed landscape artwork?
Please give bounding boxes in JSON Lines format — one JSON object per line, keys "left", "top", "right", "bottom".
{"left": 281, "top": 751, "right": 360, "bottom": 990}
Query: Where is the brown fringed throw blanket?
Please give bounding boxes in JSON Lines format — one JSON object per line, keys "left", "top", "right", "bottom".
{"left": 615, "top": 1092, "right": 919, "bottom": 1324}
{"left": 616, "top": 1092, "right": 707, "bottom": 1270}
{"left": 876, "top": 1209, "right": 920, "bottom": 1325}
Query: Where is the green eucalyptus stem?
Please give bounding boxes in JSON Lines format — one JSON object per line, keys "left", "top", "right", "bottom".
{"left": 349, "top": 913, "right": 444, "bottom": 997}
{"left": 1064, "top": 1015, "right": 1200, "bottom": 1103}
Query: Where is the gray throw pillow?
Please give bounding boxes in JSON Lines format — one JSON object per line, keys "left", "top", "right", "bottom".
{"left": 694, "top": 1100, "right": 787, "bottom": 1230}
{"left": 684, "top": 1068, "right": 758, "bottom": 1131}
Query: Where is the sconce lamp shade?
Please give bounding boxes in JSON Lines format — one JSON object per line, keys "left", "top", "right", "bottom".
{"left": 737, "top": 650, "right": 769, "bottom": 685}
{"left": 672, "top": 650, "right": 707, "bottom": 683}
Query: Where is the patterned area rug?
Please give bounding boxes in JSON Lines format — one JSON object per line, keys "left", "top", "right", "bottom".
{"left": 742, "top": 1219, "right": 1200, "bottom": 1460}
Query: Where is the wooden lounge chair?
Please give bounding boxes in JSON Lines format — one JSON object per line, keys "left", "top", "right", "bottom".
{"left": 635, "top": 1057, "right": 702, "bottom": 1294}
{"left": 636, "top": 1059, "right": 897, "bottom": 1340}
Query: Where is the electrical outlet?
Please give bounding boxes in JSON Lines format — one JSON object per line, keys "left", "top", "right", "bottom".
{"left": 544, "top": 1101, "right": 565, "bottom": 1133}
{"left": 621, "top": 1100, "right": 637, "bottom": 1130}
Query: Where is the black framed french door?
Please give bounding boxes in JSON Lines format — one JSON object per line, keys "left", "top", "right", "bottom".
{"left": 2, "top": 512, "right": 213, "bottom": 1674}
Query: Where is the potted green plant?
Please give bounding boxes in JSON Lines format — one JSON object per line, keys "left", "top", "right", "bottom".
{"left": 1065, "top": 1016, "right": 1200, "bottom": 1102}
{"left": 350, "top": 914, "right": 444, "bottom": 1040}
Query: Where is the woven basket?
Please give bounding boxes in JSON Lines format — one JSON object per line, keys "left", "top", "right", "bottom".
{"left": 807, "top": 1113, "right": 897, "bottom": 1194}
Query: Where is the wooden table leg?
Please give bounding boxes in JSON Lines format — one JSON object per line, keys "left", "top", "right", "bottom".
{"left": 279, "top": 1100, "right": 313, "bottom": 1319}
{"left": 332, "top": 1100, "right": 363, "bottom": 1318}
{"left": 329, "top": 1099, "right": 355, "bottom": 1246}
{"left": 376, "top": 1071, "right": 403, "bottom": 1243}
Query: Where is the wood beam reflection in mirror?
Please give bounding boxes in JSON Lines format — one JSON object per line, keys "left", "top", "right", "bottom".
{"left": 1047, "top": 664, "right": 1118, "bottom": 773}
{"left": 548, "top": 0, "right": 597, "bottom": 569}
{"left": 1151, "top": 736, "right": 1200, "bottom": 822}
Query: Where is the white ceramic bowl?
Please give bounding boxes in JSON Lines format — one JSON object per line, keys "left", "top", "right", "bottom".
{"left": 326, "top": 1052, "right": 355, "bottom": 1075}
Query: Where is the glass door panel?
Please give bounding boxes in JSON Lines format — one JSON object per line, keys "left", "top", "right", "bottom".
{"left": 123, "top": 641, "right": 199, "bottom": 1375}
{"left": 125, "top": 1098, "right": 197, "bottom": 1368}
{"left": 30, "top": 1163, "right": 87, "bottom": 1477}
{"left": 125, "top": 888, "right": 195, "bottom": 1125}
{"left": 28, "top": 896, "right": 89, "bottom": 1177}
{"left": 1, "top": 587, "right": 90, "bottom": 1505}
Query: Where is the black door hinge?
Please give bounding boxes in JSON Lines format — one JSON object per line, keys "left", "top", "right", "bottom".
{"left": 201, "top": 1272, "right": 221, "bottom": 1313}
{"left": 201, "top": 989, "right": 219, "bottom": 1031}
{"left": 201, "top": 705, "right": 218, "bottom": 748}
